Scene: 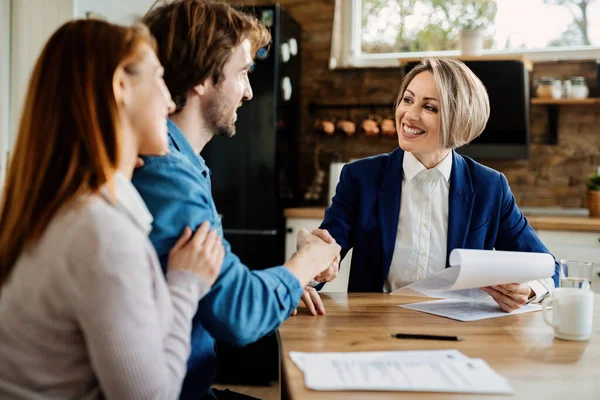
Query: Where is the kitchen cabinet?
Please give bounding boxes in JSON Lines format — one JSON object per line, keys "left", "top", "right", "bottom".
{"left": 285, "top": 218, "right": 352, "bottom": 293}
{"left": 536, "top": 230, "right": 600, "bottom": 293}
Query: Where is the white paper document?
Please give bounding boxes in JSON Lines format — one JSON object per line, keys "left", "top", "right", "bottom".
{"left": 391, "top": 249, "right": 554, "bottom": 299}
{"left": 401, "top": 298, "right": 543, "bottom": 321}
{"left": 390, "top": 249, "right": 554, "bottom": 321}
{"left": 290, "top": 349, "right": 468, "bottom": 373}
{"left": 291, "top": 350, "right": 512, "bottom": 394}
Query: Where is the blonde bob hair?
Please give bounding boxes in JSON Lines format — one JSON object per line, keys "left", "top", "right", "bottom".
{"left": 395, "top": 58, "right": 490, "bottom": 149}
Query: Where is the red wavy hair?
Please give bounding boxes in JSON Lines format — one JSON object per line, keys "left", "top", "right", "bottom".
{"left": 0, "top": 19, "right": 155, "bottom": 286}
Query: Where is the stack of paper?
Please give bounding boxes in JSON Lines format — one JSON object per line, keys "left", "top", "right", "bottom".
{"left": 391, "top": 249, "right": 555, "bottom": 321}
{"left": 400, "top": 298, "right": 542, "bottom": 321}
{"left": 290, "top": 350, "right": 512, "bottom": 394}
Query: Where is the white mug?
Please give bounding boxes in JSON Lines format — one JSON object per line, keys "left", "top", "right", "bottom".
{"left": 543, "top": 288, "right": 594, "bottom": 341}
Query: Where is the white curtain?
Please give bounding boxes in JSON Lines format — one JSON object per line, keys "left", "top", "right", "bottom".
{"left": 329, "top": 0, "right": 354, "bottom": 69}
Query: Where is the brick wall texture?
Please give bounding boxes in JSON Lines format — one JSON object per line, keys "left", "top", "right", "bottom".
{"left": 226, "top": 0, "right": 600, "bottom": 208}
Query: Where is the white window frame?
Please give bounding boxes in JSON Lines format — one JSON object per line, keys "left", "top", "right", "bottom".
{"left": 332, "top": 0, "right": 600, "bottom": 69}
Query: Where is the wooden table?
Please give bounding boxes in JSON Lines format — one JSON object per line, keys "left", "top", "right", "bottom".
{"left": 280, "top": 293, "right": 600, "bottom": 399}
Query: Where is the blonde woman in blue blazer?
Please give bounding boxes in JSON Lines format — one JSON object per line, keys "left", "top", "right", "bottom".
{"left": 317, "top": 58, "right": 558, "bottom": 312}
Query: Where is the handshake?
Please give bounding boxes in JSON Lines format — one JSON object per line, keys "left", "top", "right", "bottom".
{"left": 284, "top": 228, "right": 341, "bottom": 302}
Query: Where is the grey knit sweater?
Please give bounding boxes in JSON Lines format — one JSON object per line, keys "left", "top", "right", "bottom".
{"left": 0, "top": 175, "right": 209, "bottom": 399}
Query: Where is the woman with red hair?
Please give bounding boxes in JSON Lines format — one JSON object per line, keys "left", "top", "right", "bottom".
{"left": 0, "top": 19, "right": 224, "bottom": 399}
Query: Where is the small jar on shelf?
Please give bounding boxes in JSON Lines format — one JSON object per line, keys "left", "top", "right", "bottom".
{"left": 536, "top": 77, "right": 562, "bottom": 99}
{"left": 567, "top": 76, "right": 589, "bottom": 99}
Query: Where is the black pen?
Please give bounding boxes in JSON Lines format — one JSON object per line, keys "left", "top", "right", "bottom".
{"left": 391, "top": 333, "right": 464, "bottom": 341}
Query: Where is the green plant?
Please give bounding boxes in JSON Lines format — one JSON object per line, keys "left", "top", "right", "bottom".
{"left": 588, "top": 172, "right": 600, "bottom": 191}
{"left": 454, "top": 0, "right": 498, "bottom": 31}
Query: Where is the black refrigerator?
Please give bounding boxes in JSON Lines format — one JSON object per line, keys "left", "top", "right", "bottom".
{"left": 201, "top": 4, "right": 301, "bottom": 271}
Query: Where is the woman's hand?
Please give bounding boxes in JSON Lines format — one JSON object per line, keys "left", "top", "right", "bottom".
{"left": 310, "top": 229, "right": 340, "bottom": 282}
{"left": 285, "top": 229, "right": 340, "bottom": 288}
{"left": 167, "top": 222, "right": 224, "bottom": 286}
{"left": 481, "top": 283, "right": 533, "bottom": 312}
{"left": 290, "top": 228, "right": 340, "bottom": 317}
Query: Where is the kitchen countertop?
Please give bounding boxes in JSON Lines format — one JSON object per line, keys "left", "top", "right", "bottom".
{"left": 284, "top": 207, "right": 600, "bottom": 232}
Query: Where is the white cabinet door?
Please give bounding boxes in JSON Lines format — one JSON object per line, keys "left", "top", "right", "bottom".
{"left": 284, "top": 218, "right": 321, "bottom": 261}
{"left": 536, "top": 230, "right": 600, "bottom": 293}
{"left": 285, "top": 218, "right": 352, "bottom": 293}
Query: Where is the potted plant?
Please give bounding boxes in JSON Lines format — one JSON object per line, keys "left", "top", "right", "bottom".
{"left": 457, "top": 1, "right": 497, "bottom": 55}
{"left": 587, "top": 171, "right": 600, "bottom": 217}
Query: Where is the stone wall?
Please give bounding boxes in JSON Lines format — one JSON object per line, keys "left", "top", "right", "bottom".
{"left": 226, "top": 0, "right": 600, "bottom": 208}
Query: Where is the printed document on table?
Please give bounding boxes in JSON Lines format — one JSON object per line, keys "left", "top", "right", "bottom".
{"left": 401, "top": 298, "right": 543, "bottom": 322}
{"left": 390, "top": 249, "right": 554, "bottom": 300}
{"left": 293, "top": 351, "right": 513, "bottom": 394}
{"left": 290, "top": 349, "right": 469, "bottom": 373}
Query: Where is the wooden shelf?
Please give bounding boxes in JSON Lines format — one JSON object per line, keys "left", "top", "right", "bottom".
{"left": 530, "top": 98, "right": 600, "bottom": 145}
{"left": 531, "top": 98, "right": 600, "bottom": 105}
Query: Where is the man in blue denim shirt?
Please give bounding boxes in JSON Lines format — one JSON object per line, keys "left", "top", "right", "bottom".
{"left": 133, "top": 1, "right": 340, "bottom": 399}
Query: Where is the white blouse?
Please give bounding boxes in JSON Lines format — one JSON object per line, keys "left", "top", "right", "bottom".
{"left": 385, "top": 152, "right": 452, "bottom": 292}
{"left": 384, "top": 152, "right": 551, "bottom": 300}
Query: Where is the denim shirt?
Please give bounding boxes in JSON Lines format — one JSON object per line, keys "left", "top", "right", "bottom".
{"left": 132, "top": 120, "right": 303, "bottom": 398}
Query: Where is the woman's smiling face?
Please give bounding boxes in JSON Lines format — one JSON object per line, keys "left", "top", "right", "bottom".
{"left": 395, "top": 71, "right": 444, "bottom": 155}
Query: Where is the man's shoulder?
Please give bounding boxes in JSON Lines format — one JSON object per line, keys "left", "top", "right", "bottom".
{"left": 133, "top": 149, "right": 203, "bottom": 190}
{"left": 132, "top": 149, "right": 212, "bottom": 209}
{"left": 137, "top": 147, "right": 195, "bottom": 172}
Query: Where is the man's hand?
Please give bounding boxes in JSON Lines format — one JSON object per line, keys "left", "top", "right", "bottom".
{"left": 289, "top": 228, "right": 340, "bottom": 316}
{"left": 291, "top": 287, "right": 325, "bottom": 316}
{"left": 481, "top": 283, "right": 532, "bottom": 312}
{"left": 286, "top": 230, "right": 340, "bottom": 288}
{"left": 307, "top": 229, "right": 340, "bottom": 283}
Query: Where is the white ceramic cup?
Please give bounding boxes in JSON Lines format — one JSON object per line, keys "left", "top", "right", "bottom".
{"left": 543, "top": 288, "right": 594, "bottom": 341}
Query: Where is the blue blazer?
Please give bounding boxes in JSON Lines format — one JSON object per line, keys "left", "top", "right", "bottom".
{"left": 320, "top": 148, "right": 559, "bottom": 292}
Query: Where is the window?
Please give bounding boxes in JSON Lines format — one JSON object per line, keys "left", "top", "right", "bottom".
{"left": 331, "top": 0, "right": 600, "bottom": 68}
